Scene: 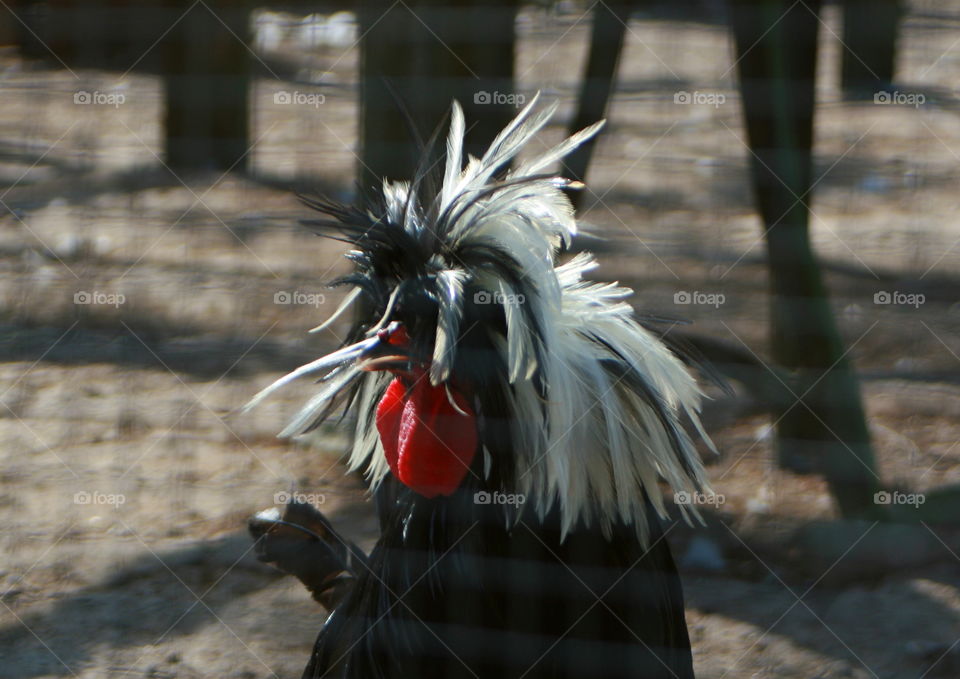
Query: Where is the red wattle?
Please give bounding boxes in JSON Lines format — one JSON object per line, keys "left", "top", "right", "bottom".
{"left": 375, "top": 376, "right": 478, "bottom": 498}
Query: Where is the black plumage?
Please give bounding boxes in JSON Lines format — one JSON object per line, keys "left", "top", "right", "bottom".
{"left": 247, "top": 94, "right": 711, "bottom": 679}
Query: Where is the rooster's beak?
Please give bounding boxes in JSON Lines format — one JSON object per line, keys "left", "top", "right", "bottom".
{"left": 357, "top": 322, "right": 413, "bottom": 373}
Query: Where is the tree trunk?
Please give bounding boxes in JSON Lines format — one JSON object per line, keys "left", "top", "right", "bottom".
{"left": 563, "top": 1, "right": 632, "bottom": 210}
{"left": 729, "top": 0, "right": 879, "bottom": 517}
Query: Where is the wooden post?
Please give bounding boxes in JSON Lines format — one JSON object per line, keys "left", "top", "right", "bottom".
{"left": 841, "top": 0, "right": 901, "bottom": 97}
{"left": 358, "top": 0, "right": 519, "bottom": 187}
{"left": 162, "top": 0, "right": 250, "bottom": 172}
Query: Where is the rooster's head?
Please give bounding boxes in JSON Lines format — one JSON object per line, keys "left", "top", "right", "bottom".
{"left": 247, "top": 93, "right": 711, "bottom": 542}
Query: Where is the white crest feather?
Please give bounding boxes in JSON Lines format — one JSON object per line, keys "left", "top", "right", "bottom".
{"left": 431, "top": 269, "right": 467, "bottom": 384}
{"left": 308, "top": 287, "right": 361, "bottom": 334}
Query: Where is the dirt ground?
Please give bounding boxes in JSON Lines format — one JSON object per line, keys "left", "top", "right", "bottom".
{"left": 1, "top": 3, "right": 960, "bottom": 678}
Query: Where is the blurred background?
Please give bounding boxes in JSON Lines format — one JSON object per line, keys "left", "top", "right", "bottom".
{"left": 0, "top": 0, "right": 959, "bottom": 677}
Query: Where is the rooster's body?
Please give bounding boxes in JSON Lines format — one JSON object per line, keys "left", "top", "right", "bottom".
{"left": 249, "top": 95, "right": 710, "bottom": 679}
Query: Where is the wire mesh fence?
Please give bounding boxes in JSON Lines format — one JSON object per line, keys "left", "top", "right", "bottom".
{"left": 0, "top": 2, "right": 959, "bottom": 677}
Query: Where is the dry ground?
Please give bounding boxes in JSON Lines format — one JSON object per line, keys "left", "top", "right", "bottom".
{"left": 1, "top": 3, "right": 960, "bottom": 678}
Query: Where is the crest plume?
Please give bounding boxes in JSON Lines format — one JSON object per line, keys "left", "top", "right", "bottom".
{"left": 248, "top": 93, "right": 711, "bottom": 543}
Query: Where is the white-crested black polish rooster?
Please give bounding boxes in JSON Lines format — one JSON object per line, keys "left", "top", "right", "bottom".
{"left": 247, "top": 93, "right": 712, "bottom": 679}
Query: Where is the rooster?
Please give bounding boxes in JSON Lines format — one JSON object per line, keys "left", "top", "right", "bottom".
{"left": 247, "top": 93, "right": 712, "bottom": 679}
